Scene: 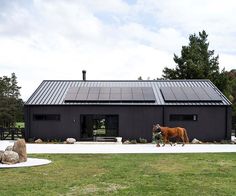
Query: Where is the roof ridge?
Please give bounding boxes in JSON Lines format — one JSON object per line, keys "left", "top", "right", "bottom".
{"left": 41, "top": 79, "right": 211, "bottom": 82}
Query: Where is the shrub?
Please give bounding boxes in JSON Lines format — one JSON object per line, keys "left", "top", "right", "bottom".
{"left": 139, "top": 138, "right": 147, "bottom": 143}
{"left": 130, "top": 139, "right": 137, "bottom": 144}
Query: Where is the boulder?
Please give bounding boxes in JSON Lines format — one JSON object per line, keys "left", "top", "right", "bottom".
{"left": 66, "top": 138, "right": 76, "bottom": 144}
{"left": 5, "top": 145, "right": 13, "bottom": 151}
{"left": 0, "top": 150, "right": 4, "bottom": 163}
{"left": 191, "top": 138, "right": 202, "bottom": 144}
{"left": 123, "top": 140, "right": 130, "bottom": 144}
{"left": 1, "top": 151, "right": 19, "bottom": 164}
{"left": 13, "top": 139, "right": 27, "bottom": 162}
{"left": 35, "top": 139, "right": 43, "bottom": 143}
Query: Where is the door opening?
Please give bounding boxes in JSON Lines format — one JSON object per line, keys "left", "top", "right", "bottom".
{"left": 80, "top": 115, "right": 119, "bottom": 141}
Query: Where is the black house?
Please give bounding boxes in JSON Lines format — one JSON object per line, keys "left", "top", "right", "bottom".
{"left": 24, "top": 78, "right": 231, "bottom": 142}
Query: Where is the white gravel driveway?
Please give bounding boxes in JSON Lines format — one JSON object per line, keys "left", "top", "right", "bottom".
{"left": 1, "top": 140, "right": 236, "bottom": 154}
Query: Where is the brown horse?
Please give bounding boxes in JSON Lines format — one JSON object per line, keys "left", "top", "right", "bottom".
{"left": 152, "top": 124, "right": 189, "bottom": 146}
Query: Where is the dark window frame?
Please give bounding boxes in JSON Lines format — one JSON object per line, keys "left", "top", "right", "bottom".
{"left": 169, "top": 114, "right": 198, "bottom": 121}
{"left": 33, "top": 114, "right": 61, "bottom": 121}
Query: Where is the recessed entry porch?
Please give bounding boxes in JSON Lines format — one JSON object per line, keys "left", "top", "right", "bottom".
{"left": 80, "top": 114, "right": 119, "bottom": 141}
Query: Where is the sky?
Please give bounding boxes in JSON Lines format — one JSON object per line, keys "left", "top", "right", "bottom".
{"left": 0, "top": 0, "right": 236, "bottom": 101}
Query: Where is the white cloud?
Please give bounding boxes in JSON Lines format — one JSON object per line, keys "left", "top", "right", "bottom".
{"left": 0, "top": 0, "right": 236, "bottom": 100}
{"left": 219, "top": 54, "right": 236, "bottom": 71}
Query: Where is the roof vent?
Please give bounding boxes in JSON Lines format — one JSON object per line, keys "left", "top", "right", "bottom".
{"left": 82, "top": 70, "right": 86, "bottom": 81}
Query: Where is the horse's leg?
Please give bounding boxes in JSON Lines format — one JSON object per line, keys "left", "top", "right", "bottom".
{"left": 174, "top": 137, "right": 179, "bottom": 146}
{"left": 180, "top": 134, "right": 185, "bottom": 146}
{"left": 162, "top": 136, "right": 167, "bottom": 147}
{"left": 156, "top": 139, "right": 160, "bottom": 147}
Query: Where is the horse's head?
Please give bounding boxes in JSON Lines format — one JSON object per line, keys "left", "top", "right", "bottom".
{"left": 152, "top": 124, "right": 161, "bottom": 133}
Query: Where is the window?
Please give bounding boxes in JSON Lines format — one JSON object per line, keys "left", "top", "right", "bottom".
{"left": 170, "top": 114, "right": 197, "bottom": 121}
{"left": 33, "top": 114, "right": 60, "bottom": 121}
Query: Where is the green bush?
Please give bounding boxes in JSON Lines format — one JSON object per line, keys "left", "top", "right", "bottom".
{"left": 130, "top": 139, "right": 137, "bottom": 144}
{"left": 139, "top": 138, "right": 147, "bottom": 143}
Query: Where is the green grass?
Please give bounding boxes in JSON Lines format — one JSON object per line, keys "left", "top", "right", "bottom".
{"left": 0, "top": 153, "right": 235, "bottom": 195}
{"left": 15, "top": 122, "right": 25, "bottom": 128}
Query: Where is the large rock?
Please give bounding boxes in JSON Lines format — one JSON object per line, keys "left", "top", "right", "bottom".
{"left": 13, "top": 139, "right": 27, "bottom": 162}
{"left": 35, "top": 138, "right": 43, "bottom": 143}
{"left": 191, "top": 138, "right": 202, "bottom": 144}
{"left": 1, "top": 151, "right": 19, "bottom": 164}
{"left": 5, "top": 145, "right": 13, "bottom": 151}
{"left": 66, "top": 138, "right": 76, "bottom": 144}
{"left": 0, "top": 150, "right": 4, "bottom": 163}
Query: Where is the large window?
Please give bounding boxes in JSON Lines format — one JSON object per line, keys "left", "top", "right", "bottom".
{"left": 33, "top": 114, "right": 61, "bottom": 121}
{"left": 80, "top": 115, "right": 118, "bottom": 139}
{"left": 170, "top": 114, "right": 197, "bottom": 121}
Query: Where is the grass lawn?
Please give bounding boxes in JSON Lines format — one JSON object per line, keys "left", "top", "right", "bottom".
{"left": 0, "top": 153, "right": 235, "bottom": 195}
{"left": 15, "top": 122, "right": 25, "bottom": 128}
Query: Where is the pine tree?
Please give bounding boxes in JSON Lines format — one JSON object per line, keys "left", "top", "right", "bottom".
{"left": 162, "top": 30, "right": 229, "bottom": 94}
{"left": 0, "top": 73, "right": 23, "bottom": 127}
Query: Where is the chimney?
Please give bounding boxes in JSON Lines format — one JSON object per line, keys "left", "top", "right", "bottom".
{"left": 82, "top": 70, "right": 86, "bottom": 81}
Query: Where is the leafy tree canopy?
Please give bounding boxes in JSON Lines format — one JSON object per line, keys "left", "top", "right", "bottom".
{"left": 0, "top": 73, "right": 23, "bottom": 127}
{"left": 162, "top": 30, "right": 229, "bottom": 94}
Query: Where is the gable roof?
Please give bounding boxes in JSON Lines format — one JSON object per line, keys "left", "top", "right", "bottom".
{"left": 25, "top": 80, "right": 231, "bottom": 106}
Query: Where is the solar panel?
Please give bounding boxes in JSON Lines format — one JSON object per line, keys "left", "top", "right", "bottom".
{"left": 76, "top": 93, "right": 88, "bottom": 100}
{"left": 132, "top": 93, "right": 144, "bottom": 100}
{"left": 203, "top": 87, "right": 222, "bottom": 101}
{"left": 87, "top": 93, "right": 99, "bottom": 100}
{"left": 99, "top": 93, "right": 110, "bottom": 101}
{"left": 64, "top": 93, "right": 77, "bottom": 101}
{"left": 142, "top": 87, "right": 154, "bottom": 94}
{"left": 192, "top": 87, "right": 210, "bottom": 101}
{"left": 110, "top": 93, "right": 121, "bottom": 101}
{"left": 100, "top": 87, "right": 110, "bottom": 94}
{"left": 181, "top": 87, "right": 200, "bottom": 101}
{"left": 160, "top": 87, "right": 176, "bottom": 101}
{"left": 142, "top": 87, "right": 156, "bottom": 102}
{"left": 160, "top": 86, "right": 222, "bottom": 103}
{"left": 64, "top": 87, "right": 156, "bottom": 103}
{"left": 143, "top": 93, "right": 156, "bottom": 101}
{"left": 89, "top": 87, "right": 100, "bottom": 93}
{"left": 78, "top": 87, "right": 89, "bottom": 93}
{"left": 64, "top": 87, "right": 79, "bottom": 102}
{"left": 110, "top": 87, "right": 121, "bottom": 93}
{"left": 170, "top": 87, "right": 188, "bottom": 101}
{"left": 122, "top": 87, "right": 132, "bottom": 93}
{"left": 132, "top": 87, "right": 142, "bottom": 93}
{"left": 122, "top": 93, "right": 133, "bottom": 101}
{"left": 67, "top": 87, "right": 79, "bottom": 93}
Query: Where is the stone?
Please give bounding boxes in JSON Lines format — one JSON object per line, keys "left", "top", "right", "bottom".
{"left": 5, "top": 145, "right": 13, "bottom": 151}
{"left": 66, "top": 138, "right": 76, "bottom": 144}
{"left": 0, "top": 150, "right": 4, "bottom": 163}
{"left": 35, "top": 139, "right": 43, "bottom": 143}
{"left": 13, "top": 139, "right": 27, "bottom": 162}
{"left": 191, "top": 138, "right": 202, "bottom": 144}
{"left": 123, "top": 140, "right": 130, "bottom": 144}
{"left": 1, "top": 151, "right": 19, "bottom": 164}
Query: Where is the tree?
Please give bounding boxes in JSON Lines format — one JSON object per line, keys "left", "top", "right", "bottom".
{"left": 226, "top": 69, "right": 236, "bottom": 129}
{"left": 162, "top": 30, "right": 229, "bottom": 94}
{"left": 0, "top": 73, "right": 23, "bottom": 127}
{"left": 138, "top": 76, "right": 143, "bottom": 80}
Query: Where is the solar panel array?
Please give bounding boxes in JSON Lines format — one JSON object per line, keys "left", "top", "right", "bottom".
{"left": 160, "top": 86, "right": 222, "bottom": 103}
{"left": 64, "top": 87, "right": 156, "bottom": 103}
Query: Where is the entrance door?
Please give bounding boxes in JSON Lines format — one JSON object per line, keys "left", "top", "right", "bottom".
{"left": 80, "top": 115, "right": 118, "bottom": 141}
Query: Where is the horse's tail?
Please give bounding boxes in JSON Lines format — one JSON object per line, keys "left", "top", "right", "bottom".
{"left": 183, "top": 128, "right": 189, "bottom": 143}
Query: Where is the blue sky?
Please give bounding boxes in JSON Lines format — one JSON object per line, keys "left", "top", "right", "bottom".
{"left": 0, "top": 0, "right": 236, "bottom": 100}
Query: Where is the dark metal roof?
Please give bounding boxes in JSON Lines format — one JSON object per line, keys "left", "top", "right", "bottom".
{"left": 25, "top": 80, "right": 231, "bottom": 106}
